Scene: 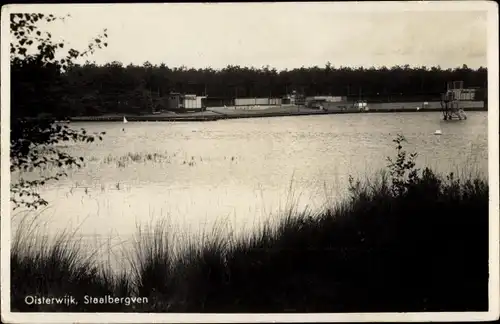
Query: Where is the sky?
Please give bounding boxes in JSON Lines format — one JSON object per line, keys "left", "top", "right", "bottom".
{"left": 3, "top": 2, "right": 494, "bottom": 70}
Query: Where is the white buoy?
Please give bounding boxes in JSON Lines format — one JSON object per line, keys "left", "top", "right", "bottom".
{"left": 434, "top": 130, "right": 442, "bottom": 135}
{"left": 416, "top": 107, "right": 420, "bottom": 111}
{"left": 123, "top": 116, "right": 128, "bottom": 124}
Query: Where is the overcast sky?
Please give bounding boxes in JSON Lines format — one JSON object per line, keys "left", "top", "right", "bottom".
{"left": 3, "top": 2, "right": 493, "bottom": 70}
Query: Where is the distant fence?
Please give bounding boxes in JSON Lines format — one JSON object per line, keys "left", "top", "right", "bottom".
{"left": 320, "top": 100, "right": 485, "bottom": 112}
{"left": 348, "top": 95, "right": 443, "bottom": 104}
{"left": 346, "top": 88, "right": 487, "bottom": 104}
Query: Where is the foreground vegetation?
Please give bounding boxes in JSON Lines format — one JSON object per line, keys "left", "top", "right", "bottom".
{"left": 10, "top": 136, "right": 489, "bottom": 312}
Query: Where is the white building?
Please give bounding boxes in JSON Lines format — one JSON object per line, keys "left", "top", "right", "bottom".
{"left": 168, "top": 93, "right": 207, "bottom": 111}
{"left": 234, "top": 98, "right": 282, "bottom": 106}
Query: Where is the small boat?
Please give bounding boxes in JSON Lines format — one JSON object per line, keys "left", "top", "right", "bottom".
{"left": 434, "top": 130, "right": 442, "bottom": 135}
{"left": 123, "top": 116, "right": 128, "bottom": 124}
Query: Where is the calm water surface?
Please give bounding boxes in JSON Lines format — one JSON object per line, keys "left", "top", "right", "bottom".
{"left": 11, "top": 112, "right": 488, "bottom": 264}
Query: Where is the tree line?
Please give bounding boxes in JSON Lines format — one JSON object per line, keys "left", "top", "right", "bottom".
{"left": 34, "top": 63, "right": 487, "bottom": 116}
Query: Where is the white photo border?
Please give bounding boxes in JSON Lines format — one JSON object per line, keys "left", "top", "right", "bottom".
{"left": 1, "top": 2, "right": 498, "bottom": 323}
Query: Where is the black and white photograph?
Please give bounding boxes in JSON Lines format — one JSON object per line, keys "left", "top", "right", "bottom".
{"left": 1, "top": 2, "right": 499, "bottom": 323}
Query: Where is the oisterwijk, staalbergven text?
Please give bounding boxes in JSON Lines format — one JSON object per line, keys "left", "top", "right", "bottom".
{"left": 24, "top": 295, "right": 149, "bottom": 307}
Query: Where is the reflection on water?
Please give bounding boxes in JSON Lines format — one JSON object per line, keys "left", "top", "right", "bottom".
{"left": 11, "top": 112, "right": 488, "bottom": 265}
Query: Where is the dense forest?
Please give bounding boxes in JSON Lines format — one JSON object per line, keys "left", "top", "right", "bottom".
{"left": 12, "top": 60, "right": 488, "bottom": 117}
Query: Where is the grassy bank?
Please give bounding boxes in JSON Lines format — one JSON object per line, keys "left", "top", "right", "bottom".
{"left": 10, "top": 136, "right": 489, "bottom": 313}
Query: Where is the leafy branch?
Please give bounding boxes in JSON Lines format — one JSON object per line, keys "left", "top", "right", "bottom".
{"left": 348, "top": 134, "right": 420, "bottom": 200}
{"left": 386, "top": 134, "right": 420, "bottom": 197}
{"left": 10, "top": 12, "right": 107, "bottom": 210}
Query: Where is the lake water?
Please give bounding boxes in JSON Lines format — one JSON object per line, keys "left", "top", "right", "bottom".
{"left": 11, "top": 112, "right": 488, "bottom": 267}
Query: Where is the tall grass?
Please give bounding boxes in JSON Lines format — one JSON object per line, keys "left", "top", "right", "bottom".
{"left": 11, "top": 220, "right": 133, "bottom": 312}
{"left": 10, "top": 135, "right": 489, "bottom": 312}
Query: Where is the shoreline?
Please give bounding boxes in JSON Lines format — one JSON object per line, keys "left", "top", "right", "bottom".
{"left": 69, "top": 106, "right": 487, "bottom": 122}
